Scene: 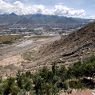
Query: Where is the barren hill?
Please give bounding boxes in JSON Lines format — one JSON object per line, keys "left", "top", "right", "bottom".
{"left": 37, "top": 22, "right": 95, "bottom": 66}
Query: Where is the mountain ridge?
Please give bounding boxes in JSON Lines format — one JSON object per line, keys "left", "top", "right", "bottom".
{"left": 0, "top": 13, "right": 90, "bottom": 25}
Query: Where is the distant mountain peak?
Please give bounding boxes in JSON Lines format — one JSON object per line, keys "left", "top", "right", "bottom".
{"left": 9, "top": 13, "right": 17, "bottom": 16}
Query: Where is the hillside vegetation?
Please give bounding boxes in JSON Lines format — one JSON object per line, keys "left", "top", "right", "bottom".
{"left": 0, "top": 55, "right": 95, "bottom": 95}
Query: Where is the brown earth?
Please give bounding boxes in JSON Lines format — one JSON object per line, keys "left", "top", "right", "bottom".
{"left": 0, "top": 22, "right": 95, "bottom": 77}
{"left": 36, "top": 22, "right": 95, "bottom": 66}
{"left": 14, "top": 21, "right": 95, "bottom": 75}
{"left": 59, "top": 89, "right": 94, "bottom": 95}
{"left": 0, "top": 35, "right": 61, "bottom": 77}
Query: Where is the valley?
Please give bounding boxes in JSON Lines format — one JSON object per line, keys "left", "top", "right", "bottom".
{"left": 0, "top": 34, "right": 61, "bottom": 77}
{"left": 0, "top": 0, "right": 95, "bottom": 94}
{"left": 0, "top": 14, "right": 95, "bottom": 95}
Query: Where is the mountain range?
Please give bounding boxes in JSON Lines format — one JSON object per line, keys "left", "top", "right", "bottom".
{"left": 0, "top": 13, "right": 91, "bottom": 28}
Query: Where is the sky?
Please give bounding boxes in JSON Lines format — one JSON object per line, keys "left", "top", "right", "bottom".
{"left": 0, "top": 0, "right": 94, "bottom": 18}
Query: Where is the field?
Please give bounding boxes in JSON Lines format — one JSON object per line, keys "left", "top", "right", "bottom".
{"left": 0, "top": 35, "right": 22, "bottom": 44}
{"left": 27, "top": 35, "right": 55, "bottom": 40}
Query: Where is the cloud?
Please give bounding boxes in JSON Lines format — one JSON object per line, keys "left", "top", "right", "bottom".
{"left": 89, "top": 16, "right": 95, "bottom": 19}
{"left": 53, "top": 4, "right": 85, "bottom": 17}
{"left": 0, "top": 0, "right": 86, "bottom": 17}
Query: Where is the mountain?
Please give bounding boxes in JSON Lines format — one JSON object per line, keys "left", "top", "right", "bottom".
{"left": 0, "top": 13, "right": 20, "bottom": 24}
{"left": 16, "top": 14, "right": 90, "bottom": 28}
{"left": 17, "top": 14, "right": 88, "bottom": 24}
{"left": 0, "top": 14, "right": 90, "bottom": 29}
{"left": 37, "top": 21, "right": 95, "bottom": 65}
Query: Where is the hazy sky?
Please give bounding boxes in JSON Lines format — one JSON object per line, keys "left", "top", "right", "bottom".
{"left": 1, "top": 0, "right": 95, "bottom": 18}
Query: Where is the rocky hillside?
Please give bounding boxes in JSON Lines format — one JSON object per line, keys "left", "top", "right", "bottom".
{"left": 37, "top": 22, "right": 95, "bottom": 65}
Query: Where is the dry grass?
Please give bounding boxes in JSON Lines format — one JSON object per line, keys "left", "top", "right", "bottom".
{"left": 28, "top": 35, "right": 54, "bottom": 40}
{"left": 0, "top": 55, "right": 23, "bottom": 66}
{"left": 0, "top": 35, "right": 22, "bottom": 44}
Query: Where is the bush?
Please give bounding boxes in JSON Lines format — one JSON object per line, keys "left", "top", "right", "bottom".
{"left": 0, "top": 56, "right": 95, "bottom": 94}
